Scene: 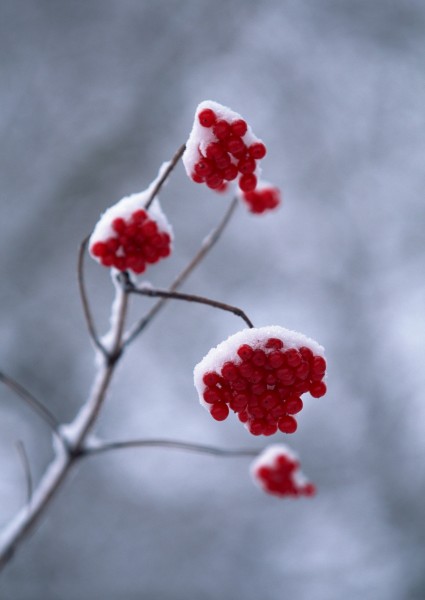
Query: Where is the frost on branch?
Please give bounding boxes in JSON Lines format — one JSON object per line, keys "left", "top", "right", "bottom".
{"left": 194, "top": 326, "right": 327, "bottom": 436}
{"left": 89, "top": 186, "right": 173, "bottom": 275}
{"left": 251, "top": 444, "right": 316, "bottom": 498}
{"left": 183, "top": 100, "right": 267, "bottom": 194}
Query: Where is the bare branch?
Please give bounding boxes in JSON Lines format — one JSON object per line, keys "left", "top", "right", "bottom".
{"left": 15, "top": 441, "right": 33, "bottom": 507}
{"left": 0, "top": 371, "right": 60, "bottom": 435}
{"left": 126, "top": 284, "right": 254, "bottom": 329}
{"left": 81, "top": 438, "right": 258, "bottom": 459}
{"left": 123, "top": 196, "right": 239, "bottom": 348}
{"left": 144, "top": 143, "right": 186, "bottom": 211}
{"left": 77, "top": 237, "right": 108, "bottom": 357}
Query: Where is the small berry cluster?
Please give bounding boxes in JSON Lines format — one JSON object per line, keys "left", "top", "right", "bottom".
{"left": 183, "top": 101, "right": 267, "bottom": 194}
{"left": 251, "top": 445, "right": 315, "bottom": 498}
{"left": 90, "top": 209, "right": 171, "bottom": 274}
{"left": 241, "top": 185, "right": 281, "bottom": 214}
{"left": 196, "top": 332, "right": 326, "bottom": 436}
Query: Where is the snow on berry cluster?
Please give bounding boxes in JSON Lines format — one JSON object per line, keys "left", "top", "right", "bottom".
{"left": 240, "top": 182, "right": 281, "bottom": 214}
{"left": 251, "top": 445, "right": 316, "bottom": 498}
{"left": 194, "top": 326, "right": 326, "bottom": 436}
{"left": 89, "top": 187, "right": 172, "bottom": 275}
{"left": 183, "top": 100, "right": 267, "bottom": 194}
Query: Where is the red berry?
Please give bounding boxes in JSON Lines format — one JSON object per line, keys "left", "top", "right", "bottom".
{"left": 231, "top": 119, "right": 248, "bottom": 137}
{"left": 310, "top": 381, "right": 327, "bottom": 398}
{"left": 198, "top": 108, "right": 216, "bottom": 127}
{"left": 203, "top": 372, "right": 221, "bottom": 387}
{"left": 278, "top": 415, "right": 298, "bottom": 434}
{"left": 203, "top": 389, "right": 221, "bottom": 404}
{"left": 286, "top": 349, "right": 302, "bottom": 367}
{"left": 226, "top": 136, "right": 246, "bottom": 155}
{"left": 205, "top": 142, "right": 226, "bottom": 160}
{"left": 312, "top": 356, "right": 327, "bottom": 376}
{"left": 210, "top": 402, "right": 229, "bottom": 421}
{"left": 194, "top": 158, "right": 215, "bottom": 177}
{"left": 238, "top": 157, "right": 256, "bottom": 174}
{"left": 221, "top": 362, "right": 239, "bottom": 381}
{"left": 239, "top": 173, "right": 257, "bottom": 192}
{"left": 91, "top": 242, "right": 107, "bottom": 257}
{"left": 222, "top": 164, "right": 238, "bottom": 181}
{"left": 285, "top": 397, "right": 303, "bottom": 415}
{"left": 213, "top": 120, "right": 231, "bottom": 140}
{"left": 265, "top": 338, "right": 284, "bottom": 350}
{"left": 206, "top": 173, "right": 224, "bottom": 189}
{"left": 248, "top": 142, "right": 267, "bottom": 159}
{"left": 191, "top": 172, "right": 205, "bottom": 183}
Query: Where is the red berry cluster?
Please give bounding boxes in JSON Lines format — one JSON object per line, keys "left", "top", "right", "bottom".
{"left": 193, "top": 108, "right": 266, "bottom": 192}
{"left": 242, "top": 186, "right": 281, "bottom": 214}
{"left": 252, "top": 450, "right": 316, "bottom": 497}
{"left": 90, "top": 209, "right": 171, "bottom": 274}
{"left": 201, "top": 337, "right": 326, "bottom": 436}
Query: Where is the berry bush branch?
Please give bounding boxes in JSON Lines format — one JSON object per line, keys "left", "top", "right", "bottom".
{"left": 120, "top": 273, "right": 254, "bottom": 329}
{"left": 0, "top": 101, "right": 327, "bottom": 571}
{"left": 0, "top": 182, "right": 240, "bottom": 571}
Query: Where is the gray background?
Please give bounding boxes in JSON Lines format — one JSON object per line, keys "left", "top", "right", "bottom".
{"left": 0, "top": 0, "right": 424, "bottom": 598}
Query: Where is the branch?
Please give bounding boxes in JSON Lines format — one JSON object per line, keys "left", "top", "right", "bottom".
{"left": 15, "top": 441, "right": 33, "bottom": 507}
{"left": 77, "top": 236, "right": 108, "bottom": 357}
{"left": 125, "top": 283, "right": 254, "bottom": 329}
{"left": 144, "top": 143, "right": 186, "bottom": 210}
{"left": 122, "top": 196, "right": 239, "bottom": 348}
{"left": 0, "top": 371, "right": 60, "bottom": 436}
{"left": 81, "top": 438, "right": 258, "bottom": 459}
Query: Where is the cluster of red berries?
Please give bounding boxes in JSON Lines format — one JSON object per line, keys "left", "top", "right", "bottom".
{"left": 200, "top": 337, "right": 326, "bottom": 436}
{"left": 242, "top": 186, "right": 281, "bottom": 214}
{"left": 192, "top": 108, "right": 267, "bottom": 193}
{"left": 252, "top": 447, "right": 316, "bottom": 498}
{"left": 90, "top": 209, "right": 171, "bottom": 274}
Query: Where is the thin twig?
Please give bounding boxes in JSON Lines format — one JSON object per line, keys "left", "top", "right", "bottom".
{"left": 123, "top": 196, "right": 238, "bottom": 348}
{"left": 81, "top": 438, "right": 258, "bottom": 459}
{"left": 0, "top": 371, "right": 60, "bottom": 435}
{"left": 77, "top": 237, "right": 108, "bottom": 357}
{"left": 127, "top": 285, "right": 254, "bottom": 329}
{"left": 15, "top": 441, "right": 33, "bottom": 507}
{"left": 144, "top": 143, "right": 186, "bottom": 211}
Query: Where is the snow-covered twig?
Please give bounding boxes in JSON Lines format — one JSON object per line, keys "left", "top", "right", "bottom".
{"left": 144, "top": 143, "right": 186, "bottom": 211}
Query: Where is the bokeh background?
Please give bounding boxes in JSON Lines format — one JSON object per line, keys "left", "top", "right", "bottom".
{"left": 1, "top": 1, "right": 424, "bottom": 598}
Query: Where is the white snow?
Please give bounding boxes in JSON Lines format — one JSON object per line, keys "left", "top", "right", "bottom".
{"left": 183, "top": 100, "right": 264, "bottom": 179}
{"left": 193, "top": 325, "right": 325, "bottom": 405}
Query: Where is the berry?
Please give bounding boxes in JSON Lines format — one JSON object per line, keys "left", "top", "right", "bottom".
{"left": 238, "top": 157, "right": 256, "bottom": 175}
{"left": 213, "top": 120, "right": 231, "bottom": 140}
{"left": 198, "top": 108, "right": 216, "bottom": 127}
{"left": 194, "top": 158, "right": 215, "bottom": 177}
{"left": 231, "top": 119, "right": 248, "bottom": 137}
{"left": 210, "top": 403, "right": 229, "bottom": 421}
{"left": 239, "top": 173, "right": 257, "bottom": 192}
{"left": 194, "top": 327, "right": 327, "bottom": 436}
{"left": 251, "top": 445, "right": 315, "bottom": 498}
{"left": 226, "top": 136, "right": 246, "bottom": 156}
{"left": 248, "top": 142, "right": 267, "bottom": 159}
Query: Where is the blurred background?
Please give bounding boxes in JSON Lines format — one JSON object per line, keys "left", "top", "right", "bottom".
{"left": 0, "top": 0, "right": 424, "bottom": 598}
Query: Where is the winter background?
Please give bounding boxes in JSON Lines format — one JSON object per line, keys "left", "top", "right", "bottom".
{"left": 0, "top": 1, "right": 424, "bottom": 599}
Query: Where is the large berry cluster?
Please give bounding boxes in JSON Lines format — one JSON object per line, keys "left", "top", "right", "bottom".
{"left": 241, "top": 183, "right": 281, "bottom": 214}
{"left": 183, "top": 101, "right": 267, "bottom": 194}
{"left": 194, "top": 326, "right": 326, "bottom": 436}
{"left": 89, "top": 189, "right": 173, "bottom": 275}
{"left": 251, "top": 445, "right": 316, "bottom": 498}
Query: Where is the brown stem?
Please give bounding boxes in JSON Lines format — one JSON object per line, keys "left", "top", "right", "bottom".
{"left": 16, "top": 441, "right": 33, "bottom": 506}
{"left": 122, "top": 197, "right": 238, "bottom": 348}
{"left": 144, "top": 143, "right": 186, "bottom": 210}
{"left": 126, "top": 284, "right": 254, "bottom": 329}
{"left": 77, "top": 237, "right": 108, "bottom": 357}
{"left": 0, "top": 370, "right": 60, "bottom": 436}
